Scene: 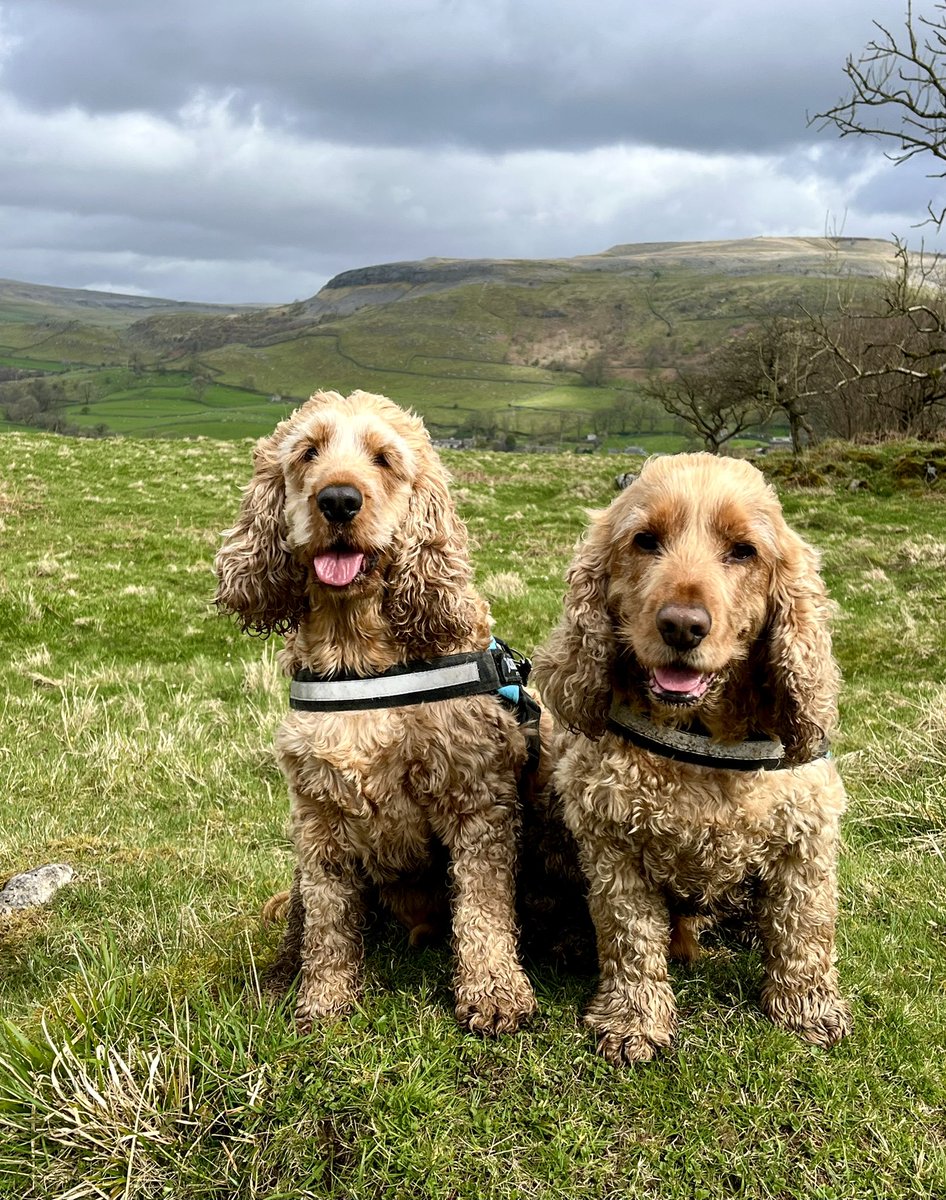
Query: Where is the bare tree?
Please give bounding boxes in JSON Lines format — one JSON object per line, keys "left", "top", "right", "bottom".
{"left": 579, "top": 350, "right": 607, "bottom": 386}
{"left": 78, "top": 379, "right": 98, "bottom": 407}
{"left": 720, "top": 317, "right": 824, "bottom": 454}
{"left": 809, "top": 9, "right": 946, "bottom": 438}
{"left": 813, "top": 2, "right": 946, "bottom": 229}
{"left": 803, "top": 238, "right": 946, "bottom": 437}
{"left": 642, "top": 351, "right": 771, "bottom": 453}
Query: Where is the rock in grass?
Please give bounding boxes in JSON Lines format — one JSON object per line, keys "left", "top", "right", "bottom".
{"left": 0, "top": 864, "right": 75, "bottom": 914}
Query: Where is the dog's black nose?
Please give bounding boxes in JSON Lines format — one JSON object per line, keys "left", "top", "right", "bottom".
{"left": 317, "top": 484, "right": 363, "bottom": 524}
{"left": 656, "top": 603, "right": 712, "bottom": 650}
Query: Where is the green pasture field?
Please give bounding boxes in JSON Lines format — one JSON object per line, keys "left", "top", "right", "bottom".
{"left": 201, "top": 334, "right": 618, "bottom": 423}
{"left": 0, "top": 323, "right": 125, "bottom": 365}
{"left": 1, "top": 329, "right": 642, "bottom": 443}
{"left": 2, "top": 363, "right": 672, "bottom": 446}
{"left": 62, "top": 381, "right": 298, "bottom": 440}
{"left": 0, "top": 355, "right": 68, "bottom": 373}
{"left": 0, "top": 433, "right": 944, "bottom": 1198}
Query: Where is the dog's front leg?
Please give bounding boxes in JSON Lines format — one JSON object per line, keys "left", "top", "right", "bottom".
{"left": 579, "top": 836, "right": 677, "bottom": 1064}
{"left": 436, "top": 788, "right": 536, "bottom": 1035}
{"left": 757, "top": 842, "right": 851, "bottom": 1048}
{"left": 292, "top": 818, "right": 366, "bottom": 1033}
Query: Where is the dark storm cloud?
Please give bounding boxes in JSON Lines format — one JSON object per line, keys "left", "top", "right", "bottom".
{"left": 2, "top": 0, "right": 908, "bottom": 154}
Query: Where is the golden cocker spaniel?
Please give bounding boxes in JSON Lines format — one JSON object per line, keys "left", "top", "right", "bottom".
{"left": 534, "top": 452, "right": 851, "bottom": 1064}
{"left": 215, "top": 390, "right": 537, "bottom": 1035}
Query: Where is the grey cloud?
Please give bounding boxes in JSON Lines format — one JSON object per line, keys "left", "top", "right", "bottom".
{"left": 0, "top": 136, "right": 916, "bottom": 303}
{"left": 3, "top": 0, "right": 911, "bottom": 154}
{"left": 848, "top": 153, "right": 946, "bottom": 219}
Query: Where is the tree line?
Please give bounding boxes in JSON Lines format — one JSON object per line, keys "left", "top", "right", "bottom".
{"left": 640, "top": 239, "right": 946, "bottom": 453}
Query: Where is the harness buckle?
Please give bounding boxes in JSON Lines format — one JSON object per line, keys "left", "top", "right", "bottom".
{"left": 490, "top": 638, "right": 541, "bottom": 773}
{"left": 490, "top": 637, "right": 532, "bottom": 688}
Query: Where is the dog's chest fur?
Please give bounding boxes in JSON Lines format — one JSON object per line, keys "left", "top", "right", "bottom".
{"left": 560, "top": 735, "right": 843, "bottom": 908}
{"left": 277, "top": 698, "right": 524, "bottom": 877}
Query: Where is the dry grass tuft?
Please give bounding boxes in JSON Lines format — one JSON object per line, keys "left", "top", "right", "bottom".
{"left": 481, "top": 571, "right": 526, "bottom": 600}
{"left": 895, "top": 536, "right": 946, "bottom": 566}
{"left": 241, "top": 643, "right": 283, "bottom": 702}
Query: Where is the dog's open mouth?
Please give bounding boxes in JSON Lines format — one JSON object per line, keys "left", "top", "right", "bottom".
{"left": 312, "top": 547, "right": 379, "bottom": 588}
{"left": 648, "top": 665, "right": 716, "bottom": 705}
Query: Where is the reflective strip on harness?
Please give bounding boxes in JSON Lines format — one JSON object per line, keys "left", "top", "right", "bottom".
{"left": 290, "top": 650, "right": 503, "bottom": 713}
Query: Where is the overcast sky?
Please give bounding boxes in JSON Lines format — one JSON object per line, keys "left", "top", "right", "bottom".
{"left": 0, "top": 0, "right": 939, "bottom": 303}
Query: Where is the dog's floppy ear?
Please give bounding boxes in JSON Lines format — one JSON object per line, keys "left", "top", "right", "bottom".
{"left": 214, "top": 424, "right": 308, "bottom": 636}
{"left": 383, "top": 455, "right": 488, "bottom": 656}
{"left": 533, "top": 511, "right": 615, "bottom": 739}
{"left": 766, "top": 526, "right": 839, "bottom": 764}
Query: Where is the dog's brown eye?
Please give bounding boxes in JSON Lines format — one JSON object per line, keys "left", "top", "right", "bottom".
{"left": 303, "top": 445, "right": 319, "bottom": 462}
{"left": 374, "top": 451, "right": 390, "bottom": 468}
{"left": 729, "top": 542, "right": 756, "bottom": 561}
{"left": 633, "top": 531, "right": 660, "bottom": 553}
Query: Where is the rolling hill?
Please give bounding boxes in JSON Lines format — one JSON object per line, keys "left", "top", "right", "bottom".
{"left": 0, "top": 237, "right": 897, "bottom": 442}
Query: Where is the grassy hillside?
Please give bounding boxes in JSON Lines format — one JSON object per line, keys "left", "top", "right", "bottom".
{"left": 0, "top": 432, "right": 943, "bottom": 1198}
{"left": 0, "top": 238, "right": 895, "bottom": 443}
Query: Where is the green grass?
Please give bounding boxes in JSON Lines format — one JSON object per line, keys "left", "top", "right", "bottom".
{"left": 61, "top": 381, "right": 298, "bottom": 438}
{"left": 0, "top": 354, "right": 69, "bottom": 372}
{"left": 1, "top": 434, "right": 944, "bottom": 1198}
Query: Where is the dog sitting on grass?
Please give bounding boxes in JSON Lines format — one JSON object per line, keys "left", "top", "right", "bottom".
{"left": 534, "top": 453, "right": 852, "bottom": 1064}
{"left": 215, "top": 390, "right": 538, "bottom": 1035}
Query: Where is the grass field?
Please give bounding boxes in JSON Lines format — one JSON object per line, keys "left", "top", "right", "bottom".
{"left": 61, "top": 378, "right": 300, "bottom": 440}
{"left": 1, "top": 432, "right": 944, "bottom": 1198}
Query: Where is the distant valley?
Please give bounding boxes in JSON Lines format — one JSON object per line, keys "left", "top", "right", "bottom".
{"left": 0, "top": 236, "right": 895, "bottom": 444}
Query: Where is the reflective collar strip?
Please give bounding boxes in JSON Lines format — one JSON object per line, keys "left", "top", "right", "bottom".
{"left": 607, "top": 700, "right": 792, "bottom": 772}
{"left": 290, "top": 651, "right": 500, "bottom": 713}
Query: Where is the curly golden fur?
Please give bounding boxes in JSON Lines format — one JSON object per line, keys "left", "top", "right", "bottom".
{"left": 215, "top": 390, "right": 535, "bottom": 1035}
{"left": 533, "top": 452, "right": 851, "bottom": 1064}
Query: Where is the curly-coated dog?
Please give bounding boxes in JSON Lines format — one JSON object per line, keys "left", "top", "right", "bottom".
{"left": 215, "top": 390, "right": 536, "bottom": 1035}
{"left": 533, "top": 452, "right": 851, "bottom": 1065}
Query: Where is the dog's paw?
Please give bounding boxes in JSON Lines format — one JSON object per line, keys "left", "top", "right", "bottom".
{"left": 294, "top": 976, "right": 358, "bottom": 1033}
{"left": 593, "top": 1029, "right": 667, "bottom": 1065}
{"left": 584, "top": 1013, "right": 675, "bottom": 1065}
{"left": 260, "top": 962, "right": 299, "bottom": 1003}
{"left": 294, "top": 997, "right": 354, "bottom": 1035}
{"left": 763, "top": 987, "right": 852, "bottom": 1048}
{"left": 456, "top": 972, "right": 537, "bottom": 1036}
{"left": 584, "top": 982, "right": 676, "bottom": 1066}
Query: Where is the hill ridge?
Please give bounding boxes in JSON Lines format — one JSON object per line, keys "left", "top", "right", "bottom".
{"left": 308, "top": 235, "right": 897, "bottom": 319}
{"left": 0, "top": 236, "right": 897, "bottom": 321}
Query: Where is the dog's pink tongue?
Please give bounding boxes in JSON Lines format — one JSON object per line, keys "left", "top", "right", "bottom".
{"left": 313, "top": 551, "right": 364, "bottom": 587}
{"left": 653, "top": 666, "right": 707, "bottom": 693}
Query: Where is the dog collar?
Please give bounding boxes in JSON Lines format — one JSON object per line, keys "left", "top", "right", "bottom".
{"left": 607, "top": 699, "right": 807, "bottom": 772}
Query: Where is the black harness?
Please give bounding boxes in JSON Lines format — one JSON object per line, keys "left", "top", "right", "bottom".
{"left": 290, "top": 638, "right": 542, "bottom": 772}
